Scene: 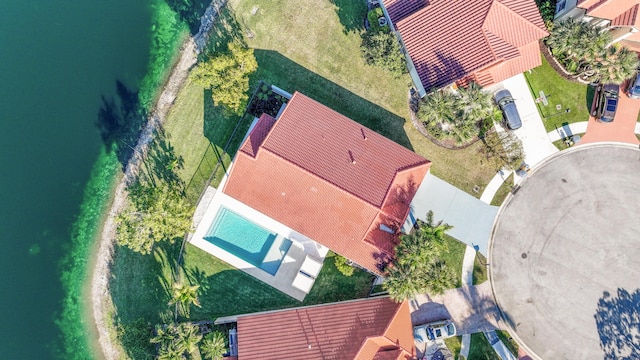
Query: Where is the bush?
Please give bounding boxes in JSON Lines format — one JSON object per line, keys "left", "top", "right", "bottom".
{"left": 536, "top": 0, "right": 557, "bottom": 25}
{"left": 367, "top": 8, "right": 388, "bottom": 33}
{"left": 360, "top": 31, "right": 406, "bottom": 77}
{"left": 334, "top": 255, "right": 354, "bottom": 277}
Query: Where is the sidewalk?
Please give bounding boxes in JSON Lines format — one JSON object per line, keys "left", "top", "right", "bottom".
{"left": 547, "top": 121, "right": 588, "bottom": 142}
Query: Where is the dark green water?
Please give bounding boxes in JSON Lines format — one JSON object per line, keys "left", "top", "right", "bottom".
{"left": 0, "top": 0, "right": 186, "bottom": 358}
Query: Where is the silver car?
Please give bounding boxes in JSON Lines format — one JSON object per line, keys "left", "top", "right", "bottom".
{"left": 414, "top": 320, "right": 457, "bottom": 343}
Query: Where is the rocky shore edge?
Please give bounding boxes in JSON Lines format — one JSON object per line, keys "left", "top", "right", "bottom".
{"left": 89, "top": 2, "right": 224, "bottom": 358}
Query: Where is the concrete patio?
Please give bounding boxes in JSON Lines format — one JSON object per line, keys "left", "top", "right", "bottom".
{"left": 189, "top": 174, "right": 329, "bottom": 301}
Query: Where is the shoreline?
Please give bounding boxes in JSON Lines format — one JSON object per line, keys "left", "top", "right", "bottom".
{"left": 88, "top": 2, "right": 223, "bottom": 357}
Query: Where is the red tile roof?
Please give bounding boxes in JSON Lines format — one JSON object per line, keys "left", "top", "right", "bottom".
{"left": 384, "top": 0, "right": 547, "bottom": 90}
{"left": 223, "top": 92, "right": 430, "bottom": 273}
{"left": 579, "top": 0, "right": 640, "bottom": 20}
{"left": 235, "top": 298, "right": 414, "bottom": 360}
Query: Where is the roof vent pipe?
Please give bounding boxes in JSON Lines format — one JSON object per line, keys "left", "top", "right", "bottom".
{"left": 361, "top": 128, "right": 367, "bottom": 140}
{"left": 348, "top": 150, "right": 356, "bottom": 164}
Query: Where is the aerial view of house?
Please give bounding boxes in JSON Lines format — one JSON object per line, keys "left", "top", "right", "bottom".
{"left": 555, "top": 0, "right": 640, "bottom": 49}
{"left": 76, "top": 0, "right": 640, "bottom": 359}
{"left": 217, "top": 297, "right": 414, "bottom": 360}
{"left": 190, "top": 91, "right": 430, "bottom": 299}
{"left": 380, "top": 0, "right": 548, "bottom": 95}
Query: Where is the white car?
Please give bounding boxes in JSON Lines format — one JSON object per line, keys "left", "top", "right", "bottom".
{"left": 414, "top": 320, "right": 456, "bottom": 342}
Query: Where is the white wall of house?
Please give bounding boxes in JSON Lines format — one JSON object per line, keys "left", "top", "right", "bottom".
{"left": 554, "top": 0, "right": 583, "bottom": 20}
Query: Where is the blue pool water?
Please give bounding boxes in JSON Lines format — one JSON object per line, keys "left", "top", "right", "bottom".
{"left": 204, "top": 208, "right": 292, "bottom": 275}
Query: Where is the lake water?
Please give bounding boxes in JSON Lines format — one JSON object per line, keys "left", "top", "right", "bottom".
{"left": 0, "top": 0, "right": 184, "bottom": 358}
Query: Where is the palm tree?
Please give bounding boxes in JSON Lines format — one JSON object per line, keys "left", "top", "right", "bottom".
{"left": 175, "top": 323, "right": 203, "bottom": 359}
{"left": 593, "top": 45, "right": 640, "bottom": 84}
{"left": 201, "top": 331, "right": 227, "bottom": 360}
{"left": 383, "top": 211, "right": 456, "bottom": 301}
{"left": 169, "top": 281, "right": 201, "bottom": 319}
{"left": 418, "top": 90, "right": 456, "bottom": 130}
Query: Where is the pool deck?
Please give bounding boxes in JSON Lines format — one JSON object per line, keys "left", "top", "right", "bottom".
{"left": 189, "top": 176, "right": 329, "bottom": 301}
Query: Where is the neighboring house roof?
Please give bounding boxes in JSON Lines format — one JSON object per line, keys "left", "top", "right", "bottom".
{"left": 578, "top": 0, "right": 640, "bottom": 21}
{"left": 223, "top": 92, "right": 430, "bottom": 273}
{"left": 383, "top": 0, "right": 547, "bottom": 91}
{"left": 235, "top": 297, "right": 414, "bottom": 360}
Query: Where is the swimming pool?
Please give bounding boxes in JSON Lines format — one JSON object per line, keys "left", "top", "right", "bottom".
{"left": 204, "top": 207, "right": 292, "bottom": 275}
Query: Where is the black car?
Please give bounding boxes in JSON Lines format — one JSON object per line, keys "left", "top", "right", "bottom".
{"left": 595, "top": 84, "right": 619, "bottom": 123}
{"left": 494, "top": 89, "right": 522, "bottom": 130}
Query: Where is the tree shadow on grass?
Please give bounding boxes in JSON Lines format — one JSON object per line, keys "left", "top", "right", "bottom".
{"left": 96, "top": 80, "right": 146, "bottom": 169}
{"left": 201, "top": 5, "right": 245, "bottom": 60}
{"left": 595, "top": 288, "right": 640, "bottom": 360}
{"left": 329, "top": 0, "right": 367, "bottom": 34}
{"left": 182, "top": 248, "right": 373, "bottom": 321}
{"left": 138, "top": 125, "right": 185, "bottom": 192}
{"left": 110, "top": 241, "right": 182, "bottom": 359}
{"left": 250, "top": 49, "right": 413, "bottom": 151}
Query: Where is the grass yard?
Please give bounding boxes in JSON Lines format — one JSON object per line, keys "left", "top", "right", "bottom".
{"left": 496, "top": 330, "right": 519, "bottom": 357}
{"left": 469, "top": 333, "right": 500, "bottom": 360}
{"left": 185, "top": 248, "right": 374, "bottom": 320}
{"left": 444, "top": 336, "right": 462, "bottom": 358}
{"left": 473, "top": 252, "right": 489, "bottom": 285}
{"left": 490, "top": 173, "right": 514, "bottom": 206}
{"left": 441, "top": 235, "right": 467, "bottom": 288}
{"left": 524, "top": 55, "right": 592, "bottom": 132}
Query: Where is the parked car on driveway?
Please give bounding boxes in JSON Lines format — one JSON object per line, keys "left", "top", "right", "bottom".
{"left": 494, "top": 89, "right": 522, "bottom": 130}
{"left": 595, "top": 83, "right": 619, "bottom": 122}
{"left": 628, "top": 73, "right": 640, "bottom": 99}
{"left": 413, "top": 320, "right": 457, "bottom": 343}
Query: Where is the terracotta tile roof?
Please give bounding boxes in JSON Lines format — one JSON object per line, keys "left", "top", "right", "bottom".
{"left": 235, "top": 298, "right": 414, "bottom": 360}
{"left": 580, "top": 0, "right": 640, "bottom": 20}
{"left": 239, "top": 113, "right": 276, "bottom": 157}
{"left": 384, "top": 0, "right": 547, "bottom": 91}
{"left": 383, "top": 0, "right": 429, "bottom": 23}
{"left": 223, "top": 92, "right": 430, "bottom": 273}
{"left": 612, "top": 3, "right": 640, "bottom": 27}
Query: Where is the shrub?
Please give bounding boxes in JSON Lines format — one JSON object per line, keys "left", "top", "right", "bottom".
{"left": 360, "top": 31, "right": 406, "bottom": 77}
{"left": 367, "top": 8, "right": 388, "bottom": 33}
{"left": 334, "top": 255, "right": 354, "bottom": 277}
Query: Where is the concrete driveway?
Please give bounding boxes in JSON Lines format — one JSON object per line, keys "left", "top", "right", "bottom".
{"left": 489, "top": 74, "right": 559, "bottom": 168}
{"left": 409, "top": 282, "right": 501, "bottom": 335}
{"left": 403, "top": 173, "right": 499, "bottom": 254}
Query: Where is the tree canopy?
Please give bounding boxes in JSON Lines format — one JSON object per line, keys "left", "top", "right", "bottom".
{"left": 383, "top": 211, "right": 457, "bottom": 302}
{"left": 546, "top": 19, "right": 640, "bottom": 84}
{"left": 169, "top": 281, "right": 202, "bottom": 319}
{"left": 479, "top": 130, "right": 525, "bottom": 171}
{"left": 190, "top": 41, "right": 258, "bottom": 113}
{"left": 116, "top": 182, "right": 193, "bottom": 255}
{"left": 360, "top": 31, "right": 407, "bottom": 77}
{"left": 418, "top": 83, "right": 499, "bottom": 144}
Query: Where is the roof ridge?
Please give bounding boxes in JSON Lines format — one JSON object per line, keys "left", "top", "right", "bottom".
{"left": 484, "top": 1, "right": 548, "bottom": 47}
{"left": 258, "top": 147, "right": 385, "bottom": 208}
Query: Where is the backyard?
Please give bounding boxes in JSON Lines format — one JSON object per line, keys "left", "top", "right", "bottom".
{"left": 524, "top": 54, "right": 592, "bottom": 132}
{"left": 109, "top": 0, "right": 497, "bottom": 357}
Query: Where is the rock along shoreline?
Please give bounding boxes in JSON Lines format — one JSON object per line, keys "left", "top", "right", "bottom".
{"left": 89, "top": 2, "right": 224, "bottom": 358}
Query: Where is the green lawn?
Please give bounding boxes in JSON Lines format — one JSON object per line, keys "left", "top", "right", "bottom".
{"left": 469, "top": 333, "right": 500, "bottom": 360}
{"left": 473, "top": 252, "right": 489, "bottom": 285}
{"left": 441, "top": 235, "right": 467, "bottom": 288}
{"left": 185, "top": 248, "right": 374, "bottom": 319}
{"left": 524, "top": 55, "right": 592, "bottom": 132}
{"left": 444, "top": 336, "right": 462, "bottom": 358}
{"left": 496, "top": 330, "right": 519, "bottom": 357}
{"left": 490, "top": 174, "right": 514, "bottom": 206}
